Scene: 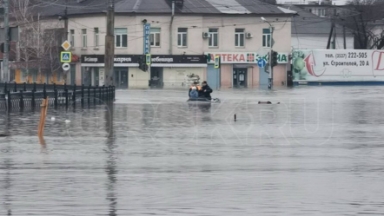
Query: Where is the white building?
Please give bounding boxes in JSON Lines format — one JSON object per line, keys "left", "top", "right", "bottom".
{"left": 40, "top": 0, "right": 295, "bottom": 89}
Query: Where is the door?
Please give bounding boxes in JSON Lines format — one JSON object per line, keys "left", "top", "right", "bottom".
{"left": 93, "top": 68, "right": 99, "bottom": 86}
{"left": 233, "top": 68, "right": 247, "bottom": 88}
{"left": 70, "top": 65, "right": 76, "bottom": 84}
{"left": 259, "top": 66, "right": 269, "bottom": 86}
{"left": 82, "top": 67, "right": 92, "bottom": 86}
{"left": 150, "top": 67, "right": 163, "bottom": 88}
{"left": 207, "top": 64, "right": 220, "bottom": 90}
{"left": 114, "top": 68, "right": 128, "bottom": 89}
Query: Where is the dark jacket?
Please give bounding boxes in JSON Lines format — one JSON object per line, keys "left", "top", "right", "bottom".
{"left": 201, "top": 85, "right": 213, "bottom": 99}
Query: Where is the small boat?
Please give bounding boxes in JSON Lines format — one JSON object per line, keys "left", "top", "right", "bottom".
{"left": 187, "top": 97, "right": 221, "bottom": 103}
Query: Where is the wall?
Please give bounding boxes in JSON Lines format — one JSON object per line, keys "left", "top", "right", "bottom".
{"left": 247, "top": 66, "right": 260, "bottom": 87}
{"left": 129, "top": 67, "right": 150, "bottom": 88}
{"left": 273, "top": 65, "right": 288, "bottom": 86}
{"left": 220, "top": 65, "right": 233, "bottom": 88}
{"left": 68, "top": 13, "right": 292, "bottom": 88}
{"left": 162, "top": 67, "right": 206, "bottom": 89}
{"left": 292, "top": 34, "right": 354, "bottom": 49}
{"left": 68, "top": 14, "right": 292, "bottom": 55}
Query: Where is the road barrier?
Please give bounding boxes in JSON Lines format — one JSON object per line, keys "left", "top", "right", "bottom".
{"left": 0, "top": 82, "right": 115, "bottom": 112}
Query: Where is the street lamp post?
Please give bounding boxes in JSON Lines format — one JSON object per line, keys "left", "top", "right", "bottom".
{"left": 261, "top": 17, "right": 273, "bottom": 89}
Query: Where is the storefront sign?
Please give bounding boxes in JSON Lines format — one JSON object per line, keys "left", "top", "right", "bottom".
{"left": 204, "top": 52, "right": 288, "bottom": 64}
{"left": 82, "top": 55, "right": 205, "bottom": 64}
{"left": 292, "top": 49, "right": 384, "bottom": 82}
{"left": 81, "top": 55, "right": 139, "bottom": 64}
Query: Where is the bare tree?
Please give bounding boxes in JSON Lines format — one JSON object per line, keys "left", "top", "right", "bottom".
{"left": 10, "top": 0, "right": 64, "bottom": 83}
{"left": 341, "top": 0, "right": 384, "bottom": 49}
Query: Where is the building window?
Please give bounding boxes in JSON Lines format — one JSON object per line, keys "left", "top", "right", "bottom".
{"left": 235, "top": 29, "right": 244, "bottom": 47}
{"left": 319, "top": 9, "right": 325, "bottom": 17}
{"left": 94, "top": 27, "right": 99, "bottom": 47}
{"left": 115, "top": 28, "right": 128, "bottom": 48}
{"left": 208, "top": 28, "right": 218, "bottom": 47}
{"left": 81, "top": 29, "right": 87, "bottom": 48}
{"left": 70, "top": 29, "right": 75, "bottom": 47}
{"left": 262, "top": 28, "right": 271, "bottom": 48}
{"left": 177, "top": 28, "right": 187, "bottom": 47}
{"left": 150, "top": 28, "right": 160, "bottom": 47}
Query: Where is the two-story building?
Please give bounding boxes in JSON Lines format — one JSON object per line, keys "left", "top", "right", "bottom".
{"left": 10, "top": 0, "right": 295, "bottom": 89}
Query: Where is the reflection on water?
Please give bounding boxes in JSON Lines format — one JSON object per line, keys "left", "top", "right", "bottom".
{"left": 1, "top": 87, "right": 384, "bottom": 215}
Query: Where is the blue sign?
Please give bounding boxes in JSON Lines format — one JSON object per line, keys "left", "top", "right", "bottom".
{"left": 257, "top": 59, "right": 266, "bottom": 68}
{"left": 143, "top": 23, "right": 151, "bottom": 54}
{"left": 60, "top": 51, "right": 72, "bottom": 63}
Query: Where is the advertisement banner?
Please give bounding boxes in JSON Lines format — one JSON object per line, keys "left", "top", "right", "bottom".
{"left": 204, "top": 52, "right": 288, "bottom": 64}
{"left": 143, "top": 24, "right": 150, "bottom": 54}
{"left": 292, "top": 49, "right": 384, "bottom": 82}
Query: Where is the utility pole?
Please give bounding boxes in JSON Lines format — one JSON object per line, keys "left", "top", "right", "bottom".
{"left": 343, "top": 25, "right": 346, "bottom": 49}
{"left": 332, "top": 25, "right": 336, "bottom": 49}
{"left": 269, "top": 25, "right": 273, "bottom": 89}
{"left": 3, "top": 0, "right": 9, "bottom": 82}
{"left": 327, "top": 8, "right": 336, "bottom": 49}
{"left": 104, "top": 0, "right": 115, "bottom": 87}
{"left": 64, "top": 0, "right": 68, "bottom": 40}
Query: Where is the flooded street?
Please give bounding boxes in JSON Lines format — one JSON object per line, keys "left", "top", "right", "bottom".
{"left": 1, "top": 86, "right": 384, "bottom": 216}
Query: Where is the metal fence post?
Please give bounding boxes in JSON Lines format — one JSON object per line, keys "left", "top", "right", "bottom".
{"left": 13, "top": 82, "right": 17, "bottom": 92}
{"left": 102, "top": 85, "right": 105, "bottom": 101}
{"left": 88, "top": 85, "right": 91, "bottom": 105}
{"left": 73, "top": 84, "right": 76, "bottom": 107}
{"left": 94, "top": 85, "right": 97, "bottom": 104}
{"left": 31, "top": 89, "right": 35, "bottom": 109}
{"left": 99, "top": 86, "right": 101, "bottom": 104}
{"left": 7, "top": 91, "right": 11, "bottom": 111}
{"left": 65, "top": 88, "right": 69, "bottom": 109}
{"left": 54, "top": 89, "right": 58, "bottom": 109}
{"left": 81, "top": 84, "right": 84, "bottom": 107}
{"left": 43, "top": 83, "right": 47, "bottom": 99}
{"left": 19, "top": 90, "right": 24, "bottom": 110}
{"left": 23, "top": 82, "right": 26, "bottom": 91}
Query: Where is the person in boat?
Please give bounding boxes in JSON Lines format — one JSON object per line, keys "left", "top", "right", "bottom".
{"left": 188, "top": 82, "right": 201, "bottom": 98}
{"left": 201, "top": 81, "right": 213, "bottom": 100}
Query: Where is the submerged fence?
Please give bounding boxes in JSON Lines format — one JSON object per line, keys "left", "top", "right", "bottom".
{"left": 0, "top": 82, "right": 115, "bottom": 112}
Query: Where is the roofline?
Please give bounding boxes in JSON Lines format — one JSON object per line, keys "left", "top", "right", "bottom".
{"left": 55, "top": 12, "right": 294, "bottom": 19}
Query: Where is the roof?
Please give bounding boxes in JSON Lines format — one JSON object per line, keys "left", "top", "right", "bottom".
{"left": 280, "top": 4, "right": 353, "bottom": 35}
{"left": 33, "top": 0, "right": 296, "bottom": 17}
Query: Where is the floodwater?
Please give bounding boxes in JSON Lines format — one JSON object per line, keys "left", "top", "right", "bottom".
{"left": 1, "top": 86, "right": 384, "bottom": 216}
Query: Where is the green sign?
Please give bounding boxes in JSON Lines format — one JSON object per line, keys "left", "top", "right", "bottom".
{"left": 60, "top": 51, "right": 72, "bottom": 63}
{"left": 146, "top": 54, "right": 151, "bottom": 66}
{"left": 214, "top": 56, "right": 220, "bottom": 69}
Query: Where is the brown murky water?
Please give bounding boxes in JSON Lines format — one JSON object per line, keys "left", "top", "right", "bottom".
{"left": 1, "top": 87, "right": 384, "bottom": 215}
